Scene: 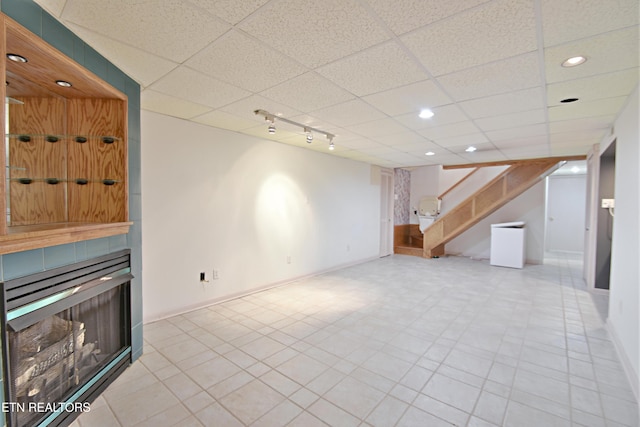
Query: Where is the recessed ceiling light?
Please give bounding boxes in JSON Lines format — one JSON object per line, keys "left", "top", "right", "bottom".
{"left": 425, "top": 151, "right": 435, "bottom": 156}
{"left": 7, "top": 53, "right": 28, "bottom": 63}
{"left": 55, "top": 80, "right": 72, "bottom": 87}
{"left": 419, "top": 109, "right": 434, "bottom": 119}
{"left": 465, "top": 146, "right": 477, "bottom": 152}
{"left": 562, "top": 56, "right": 587, "bottom": 67}
{"left": 560, "top": 98, "right": 579, "bottom": 103}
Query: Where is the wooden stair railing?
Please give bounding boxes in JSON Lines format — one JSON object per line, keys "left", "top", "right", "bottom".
{"left": 422, "top": 158, "right": 563, "bottom": 258}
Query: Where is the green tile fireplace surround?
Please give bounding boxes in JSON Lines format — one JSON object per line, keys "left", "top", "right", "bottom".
{"left": 0, "top": 0, "right": 143, "bottom": 415}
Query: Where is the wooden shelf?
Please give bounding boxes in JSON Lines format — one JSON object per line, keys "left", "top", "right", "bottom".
{"left": 1, "top": 14, "right": 131, "bottom": 254}
{"left": 0, "top": 222, "right": 133, "bottom": 255}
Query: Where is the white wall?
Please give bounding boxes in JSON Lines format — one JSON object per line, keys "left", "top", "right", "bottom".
{"left": 607, "top": 86, "right": 639, "bottom": 398}
{"left": 409, "top": 165, "right": 440, "bottom": 224}
{"left": 439, "top": 166, "right": 508, "bottom": 216}
{"left": 141, "top": 111, "right": 381, "bottom": 322}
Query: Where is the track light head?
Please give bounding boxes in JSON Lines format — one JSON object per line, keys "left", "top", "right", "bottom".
{"left": 304, "top": 128, "right": 313, "bottom": 143}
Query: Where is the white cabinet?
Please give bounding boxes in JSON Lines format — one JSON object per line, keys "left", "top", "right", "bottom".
{"left": 490, "top": 221, "right": 526, "bottom": 269}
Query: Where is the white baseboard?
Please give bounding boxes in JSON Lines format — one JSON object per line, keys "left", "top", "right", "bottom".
{"left": 143, "top": 255, "right": 380, "bottom": 324}
{"left": 607, "top": 319, "right": 639, "bottom": 401}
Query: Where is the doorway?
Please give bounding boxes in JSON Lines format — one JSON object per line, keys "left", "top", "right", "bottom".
{"left": 594, "top": 141, "right": 616, "bottom": 290}
{"left": 545, "top": 168, "right": 587, "bottom": 253}
{"left": 379, "top": 168, "right": 393, "bottom": 257}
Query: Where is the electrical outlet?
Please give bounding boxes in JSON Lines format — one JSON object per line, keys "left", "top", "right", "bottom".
{"left": 213, "top": 269, "right": 220, "bottom": 280}
{"left": 199, "top": 272, "right": 206, "bottom": 282}
{"left": 601, "top": 198, "right": 615, "bottom": 208}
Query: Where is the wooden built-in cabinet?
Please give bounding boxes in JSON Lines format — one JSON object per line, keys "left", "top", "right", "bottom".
{"left": 0, "top": 14, "right": 132, "bottom": 254}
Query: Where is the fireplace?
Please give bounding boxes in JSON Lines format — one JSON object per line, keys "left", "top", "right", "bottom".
{"left": 1, "top": 250, "right": 132, "bottom": 427}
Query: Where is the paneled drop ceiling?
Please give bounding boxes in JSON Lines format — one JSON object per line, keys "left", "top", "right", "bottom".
{"left": 36, "top": 0, "right": 639, "bottom": 168}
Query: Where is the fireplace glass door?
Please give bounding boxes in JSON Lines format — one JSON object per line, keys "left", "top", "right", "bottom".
{"left": 8, "top": 286, "right": 126, "bottom": 426}
{"left": 1, "top": 250, "right": 132, "bottom": 427}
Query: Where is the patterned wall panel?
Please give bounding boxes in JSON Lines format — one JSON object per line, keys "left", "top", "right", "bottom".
{"left": 394, "top": 168, "right": 411, "bottom": 224}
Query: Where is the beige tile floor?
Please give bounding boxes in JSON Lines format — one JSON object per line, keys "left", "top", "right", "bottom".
{"left": 73, "top": 253, "right": 638, "bottom": 427}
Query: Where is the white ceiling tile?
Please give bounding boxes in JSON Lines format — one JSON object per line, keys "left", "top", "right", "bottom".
{"left": 544, "top": 27, "right": 639, "bottom": 84}
{"left": 359, "top": 146, "right": 405, "bottom": 157}
{"left": 47, "top": 0, "right": 639, "bottom": 168}
{"left": 458, "top": 87, "right": 545, "bottom": 119}
{"left": 548, "top": 97, "right": 628, "bottom": 121}
{"left": 549, "top": 129, "right": 608, "bottom": 144}
{"left": 61, "top": 0, "right": 231, "bottom": 62}
{"left": 433, "top": 133, "right": 489, "bottom": 148}
{"left": 418, "top": 121, "right": 482, "bottom": 141}
{"left": 362, "top": 80, "right": 453, "bottom": 116}
{"left": 541, "top": 0, "right": 639, "bottom": 47}
{"left": 259, "top": 72, "right": 355, "bottom": 112}
{"left": 333, "top": 149, "right": 369, "bottom": 159}
{"left": 150, "top": 67, "right": 250, "bottom": 109}
{"left": 459, "top": 149, "right": 509, "bottom": 163}
{"left": 66, "top": 24, "right": 178, "bottom": 88}
{"left": 372, "top": 132, "right": 433, "bottom": 147}
{"left": 550, "top": 144, "right": 593, "bottom": 156}
{"left": 437, "top": 52, "right": 542, "bottom": 101}
{"left": 310, "top": 100, "right": 387, "bottom": 127}
{"left": 379, "top": 152, "right": 427, "bottom": 165}
{"left": 185, "top": 31, "right": 307, "bottom": 93}
{"left": 187, "top": 0, "right": 270, "bottom": 25}
{"left": 239, "top": 0, "right": 390, "bottom": 68}
{"left": 485, "top": 124, "right": 548, "bottom": 141}
{"left": 220, "top": 95, "right": 303, "bottom": 124}
{"left": 419, "top": 154, "right": 465, "bottom": 165}
{"left": 141, "top": 90, "right": 212, "bottom": 119}
{"left": 399, "top": 142, "right": 443, "bottom": 155}
{"left": 317, "top": 41, "right": 428, "bottom": 96}
{"left": 34, "top": 0, "right": 65, "bottom": 16}
{"left": 347, "top": 118, "right": 409, "bottom": 139}
{"left": 492, "top": 134, "right": 549, "bottom": 148}
{"left": 192, "top": 110, "right": 257, "bottom": 131}
{"left": 338, "top": 139, "right": 387, "bottom": 150}
{"left": 445, "top": 142, "right": 496, "bottom": 154}
{"left": 547, "top": 69, "right": 639, "bottom": 106}
{"left": 501, "top": 145, "right": 551, "bottom": 159}
{"left": 476, "top": 109, "right": 547, "bottom": 132}
{"left": 364, "top": 0, "right": 491, "bottom": 35}
{"left": 549, "top": 116, "right": 614, "bottom": 134}
{"left": 401, "top": 0, "right": 537, "bottom": 76}
{"left": 395, "top": 104, "right": 468, "bottom": 130}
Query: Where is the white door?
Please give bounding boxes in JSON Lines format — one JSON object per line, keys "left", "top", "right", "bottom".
{"left": 546, "top": 175, "right": 587, "bottom": 252}
{"left": 380, "top": 169, "right": 393, "bottom": 257}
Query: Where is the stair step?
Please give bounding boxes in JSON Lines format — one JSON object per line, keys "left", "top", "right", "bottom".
{"left": 394, "top": 245, "right": 423, "bottom": 257}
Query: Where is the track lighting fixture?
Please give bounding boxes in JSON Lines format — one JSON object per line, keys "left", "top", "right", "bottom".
{"left": 255, "top": 109, "right": 336, "bottom": 150}
{"left": 263, "top": 114, "right": 276, "bottom": 134}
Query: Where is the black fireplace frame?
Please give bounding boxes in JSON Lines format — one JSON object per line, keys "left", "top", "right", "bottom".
{"left": 0, "top": 249, "right": 133, "bottom": 427}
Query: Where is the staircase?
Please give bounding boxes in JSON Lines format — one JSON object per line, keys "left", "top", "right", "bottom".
{"left": 422, "top": 158, "right": 563, "bottom": 258}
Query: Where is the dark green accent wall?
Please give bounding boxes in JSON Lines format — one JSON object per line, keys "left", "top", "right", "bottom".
{"left": 0, "top": 0, "right": 144, "bottom": 408}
